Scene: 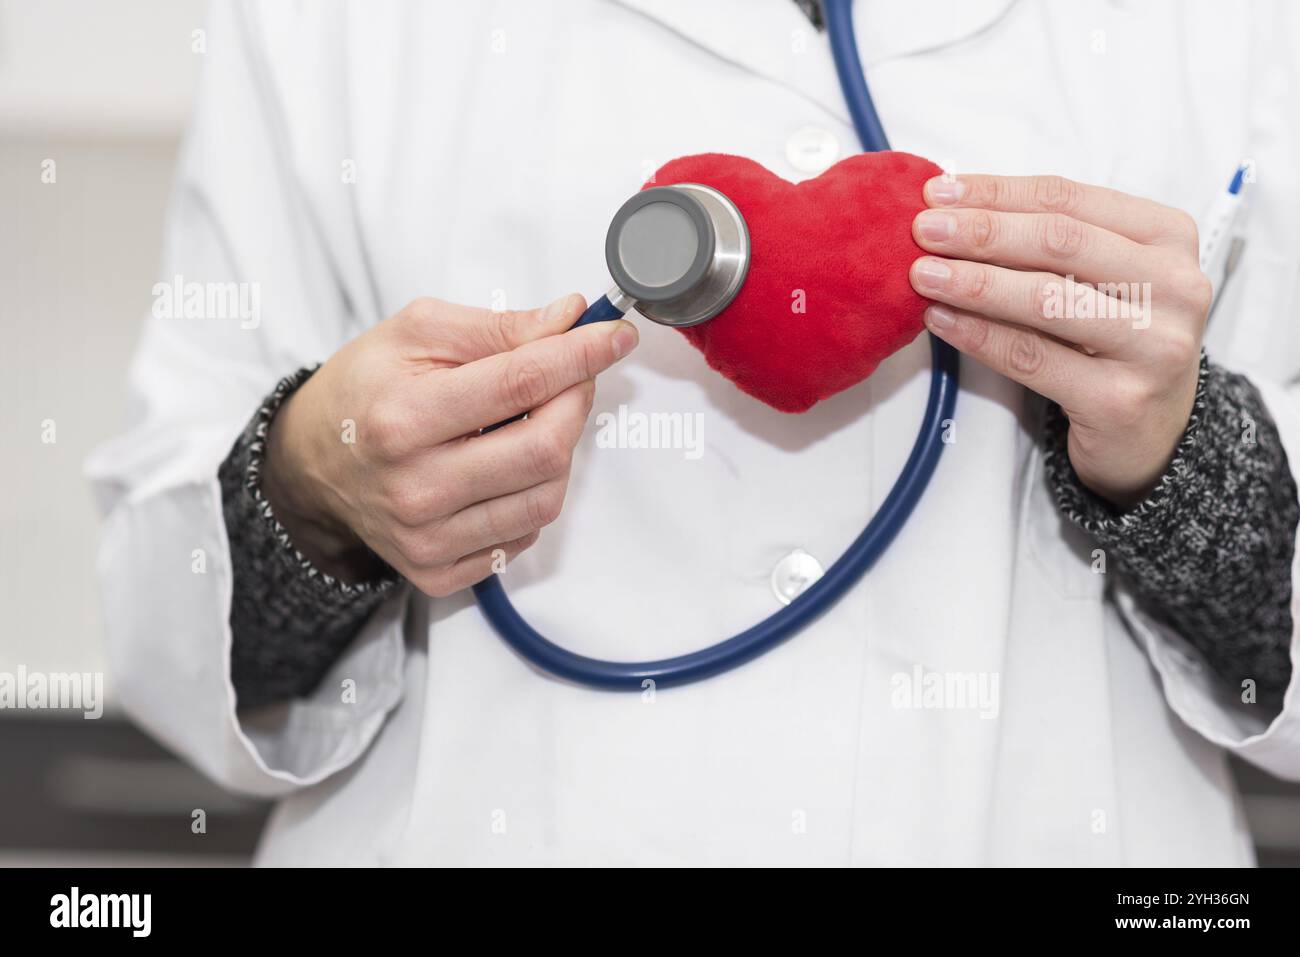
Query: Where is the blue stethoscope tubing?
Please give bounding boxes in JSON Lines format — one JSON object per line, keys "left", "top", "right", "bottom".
{"left": 472, "top": 0, "right": 960, "bottom": 689}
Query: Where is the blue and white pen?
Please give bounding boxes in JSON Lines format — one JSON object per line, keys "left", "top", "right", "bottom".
{"left": 1199, "top": 164, "right": 1250, "bottom": 322}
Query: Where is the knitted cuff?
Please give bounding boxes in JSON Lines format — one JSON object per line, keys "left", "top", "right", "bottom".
{"left": 1043, "top": 352, "right": 1297, "bottom": 703}
{"left": 219, "top": 365, "right": 400, "bottom": 709}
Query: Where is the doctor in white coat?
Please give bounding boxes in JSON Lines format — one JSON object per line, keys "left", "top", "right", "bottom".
{"left": 89, "top": 0, "right": 1300, "bottom": 866}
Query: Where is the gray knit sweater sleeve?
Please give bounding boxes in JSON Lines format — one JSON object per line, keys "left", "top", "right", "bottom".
{"left": 1044, "top": 353, "right": 1298, "bottom": 706}
{"left": 218, "top": 366, "right": 401, "bottom": 710}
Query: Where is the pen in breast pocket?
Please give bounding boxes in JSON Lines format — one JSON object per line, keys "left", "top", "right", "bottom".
{"left": 1199, "top": 163, "right": 1250, "bottom": 324}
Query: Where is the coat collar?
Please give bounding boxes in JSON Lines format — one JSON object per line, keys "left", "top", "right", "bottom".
{"left": 611, "top": 0, "right": 1018, "bottom": 127}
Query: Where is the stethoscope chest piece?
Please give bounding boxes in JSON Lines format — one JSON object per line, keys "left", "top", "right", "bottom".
{"left": 605, "top": 184, "right": 750, "bottom": 327}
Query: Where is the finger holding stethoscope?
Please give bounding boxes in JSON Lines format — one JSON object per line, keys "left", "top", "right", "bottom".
{"left": 259, "top": 293, "right": 638, "bottom": 599}
{"left": 906, "top": 173, "right": 1213, "bottom": 509}
{"left": 398, "top": 380, "right": 602, "bottom": 585}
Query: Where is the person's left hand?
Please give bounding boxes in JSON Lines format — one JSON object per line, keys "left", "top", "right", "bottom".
{"left": 908, "top": 174, "right": 1213, "bottom": 508}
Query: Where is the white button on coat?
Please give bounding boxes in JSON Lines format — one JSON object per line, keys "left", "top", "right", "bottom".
{"left": 771, "top": 548, "right": 825, "bottom": 605}
{"left": 784, "top": 125, "right": 841, "bottom": 174}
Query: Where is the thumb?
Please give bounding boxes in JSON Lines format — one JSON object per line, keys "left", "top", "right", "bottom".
{"left": 448, "top": 293, "right": 589, "bottom": 360}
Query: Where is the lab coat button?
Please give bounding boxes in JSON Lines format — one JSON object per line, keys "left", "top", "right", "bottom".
{"left": 770, "top": 548, "right": 825, "bottom": 605}
{"left": 785, "top": 126, "right": 840, "bottom": 174}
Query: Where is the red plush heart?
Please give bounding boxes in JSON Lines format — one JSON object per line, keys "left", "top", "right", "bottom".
{"left": 647, "top": 151, "right": 942, "bottom": 413}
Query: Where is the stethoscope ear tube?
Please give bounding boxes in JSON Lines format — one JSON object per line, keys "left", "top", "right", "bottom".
{"left": 822, "top": 0, "right": 891, "bottom": 155}
{"left": 473, "top": 0, "right": 960, "bottom": 690}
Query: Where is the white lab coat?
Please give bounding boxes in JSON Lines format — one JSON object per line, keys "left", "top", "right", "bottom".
{"left": 88, "top": 0, "right": 1300, "bottom": 866}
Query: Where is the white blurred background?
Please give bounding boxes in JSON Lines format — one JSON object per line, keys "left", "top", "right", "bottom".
{"left": 1, "top": 0, "right": 268, "bottom": 866}
{"left": 1, "top": 0, "right": 206, "bottom": 683}
{"left": 0, "top": 0, "right": 1296, "bottom": 867}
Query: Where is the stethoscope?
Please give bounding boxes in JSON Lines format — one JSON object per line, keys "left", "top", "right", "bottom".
{"left": 473, "top": 0, "right": 959, "bottom": 689}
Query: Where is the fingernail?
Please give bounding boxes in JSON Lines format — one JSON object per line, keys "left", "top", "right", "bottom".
{"left": 916, "top": 210, "right": 956, "bottom": 241}
{"left": 926, "top": 305, "right": 957, "bottom": 330}
{"left": 611, "top": 322, "right": 639, "bottom": 358}
{"left": 542, "top": 294, "right": 574, "bottom": 324}
{"left": 913, "top": 257, "right": 952, "bottom": 289}
{"left": 926, "top": 177, "right": 965, "bottom": 205}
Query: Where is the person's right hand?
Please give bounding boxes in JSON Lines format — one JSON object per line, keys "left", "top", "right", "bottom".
{"left": 260, "top": 294, "right": 638, "bottom": 596}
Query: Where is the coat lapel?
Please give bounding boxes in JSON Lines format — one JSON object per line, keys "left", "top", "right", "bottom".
{"left": 612, "top": 0, "right": 1018, "bottom": 130}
